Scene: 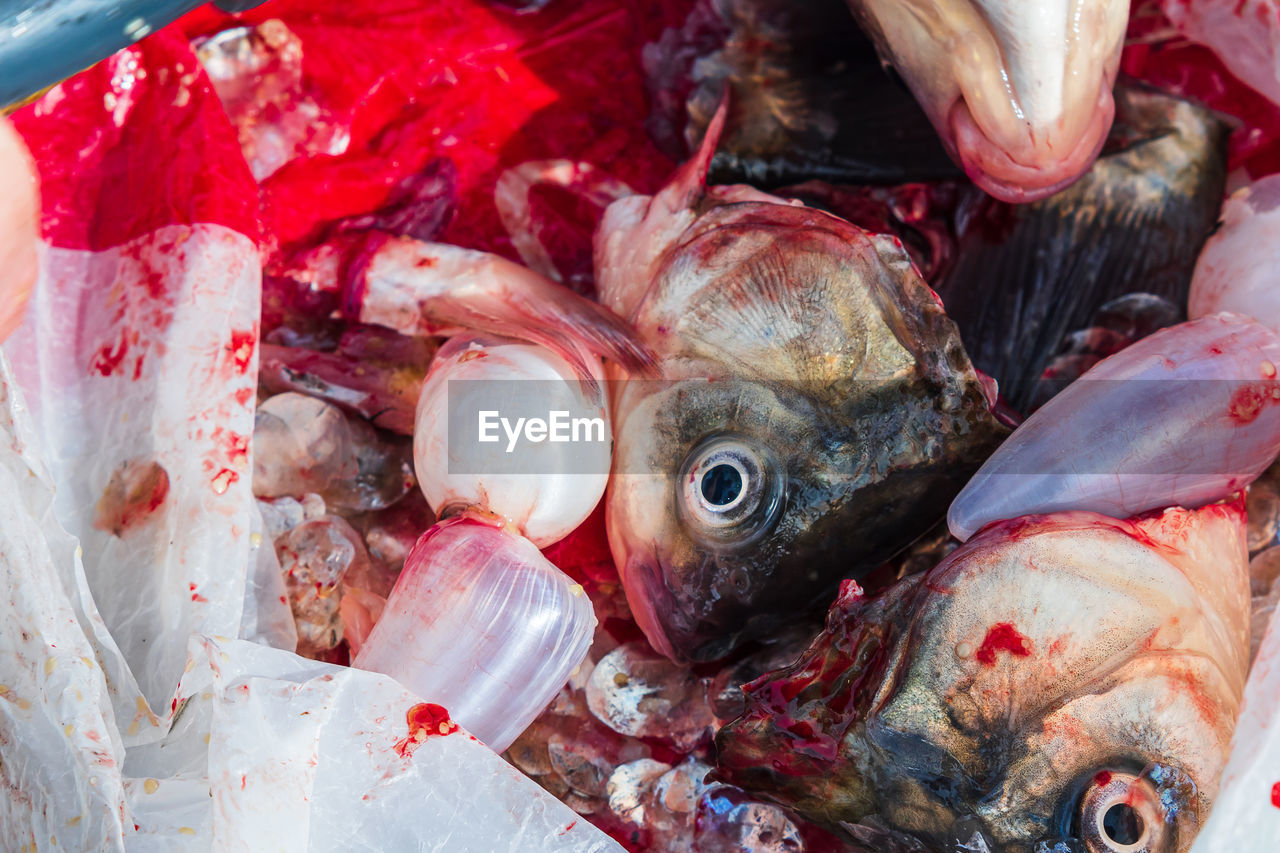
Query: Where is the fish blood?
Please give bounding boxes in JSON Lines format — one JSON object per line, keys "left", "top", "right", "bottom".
{"left": 1228, "top": 383, "right": 1280, "bottom": 424}
{"left": 393, "top": 703, "right": 457, "bottom": 759}
{"left": 92, "top": 459, "right": 170, "bottom": 536}
{"left": 974, "top": 623, "right": 1033, "bottom": 666}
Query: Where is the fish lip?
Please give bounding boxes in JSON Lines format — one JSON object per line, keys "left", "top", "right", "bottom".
{"left": 619, "top": 553, "right": 682, "bottom": 661}
{"left": 946, "top": 84, "right": 1114, "bottom": 203}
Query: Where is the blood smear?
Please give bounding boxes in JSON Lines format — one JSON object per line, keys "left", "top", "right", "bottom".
{"left": 975, "top": 622, "right": 1033, "bottom": 666}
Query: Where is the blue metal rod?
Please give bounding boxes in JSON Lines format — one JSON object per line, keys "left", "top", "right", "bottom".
{"left": 0, "top": 0, "right": 251, "bottom": 106}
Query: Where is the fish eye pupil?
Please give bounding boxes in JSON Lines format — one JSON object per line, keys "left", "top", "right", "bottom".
{"left": 1102, "top": 803, "right": 1143, "bottom": 846}
{"left": 701, "top": 464, "right": 743, "bottom": 507}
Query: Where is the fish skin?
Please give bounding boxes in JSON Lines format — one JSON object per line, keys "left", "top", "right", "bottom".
{"left": 715, "top": 501, "right": 1251, "bottom": 852}
{"left": 597, "top": 105, "right": 1008, "bottom": 663}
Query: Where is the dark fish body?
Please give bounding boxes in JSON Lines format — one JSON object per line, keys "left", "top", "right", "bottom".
{"left": 935, "top": 85, "right": 1230, "bottom": 414}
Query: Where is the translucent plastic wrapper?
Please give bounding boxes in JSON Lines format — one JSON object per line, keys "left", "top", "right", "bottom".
{"left": 181, "top": 636, "right": 622, "bottom": 852}
{"left": 355, "top": 515, "right": 597, "bottom": 752}
{"left": 7, "top": 29, "right": 269, "bottom": 749}
{"left": 7, "top": 220, "right": 263, "bottom": 713}
{"left": 0, "top": 354, "right": 128, "bottom": 850}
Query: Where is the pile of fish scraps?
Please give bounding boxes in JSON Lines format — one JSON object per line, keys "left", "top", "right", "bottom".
{"left": 4, "top": 0, "right": 1280, "bottom": 851}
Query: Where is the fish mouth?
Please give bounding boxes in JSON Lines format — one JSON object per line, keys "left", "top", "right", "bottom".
{"left": 947, "top": 83, "right": 1114, "bottom": 203}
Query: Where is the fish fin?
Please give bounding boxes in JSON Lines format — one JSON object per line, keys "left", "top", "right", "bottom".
{"left": 703, "top": 50, "right": 961, "bottom": 187}
{"left": 593, "top": 95, "right": 729, "bottom": 322}
{"left": 423, "top": 287, "right": 656, "bottom": 389}
{"left": 346, "top": 236, "right": 657, "bottom": 388}
{"left": 656, "top": 91, "right": 728, "bottom": 216}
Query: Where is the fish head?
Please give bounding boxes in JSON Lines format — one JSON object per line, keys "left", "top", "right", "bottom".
{"left": 848, "top": 0, "right": 1128, "bottom": 202}
{"left": 716, "top": 501, "right": 1251, "bottom": 851}
{"left": 604, "top": 190, "right": 1007, "bottom": 662}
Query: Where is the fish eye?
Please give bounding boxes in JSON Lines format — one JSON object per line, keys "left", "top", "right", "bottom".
{"left": 678, "top": 436, "right": 783, "bottom": 547}
{"left": 1078, "top": 771, "right": 1169, "bottom": 853}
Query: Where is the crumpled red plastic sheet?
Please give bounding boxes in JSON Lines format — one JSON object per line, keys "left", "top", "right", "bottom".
{"left": 180, "top": 1, "right": 688, "bottom": 267}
